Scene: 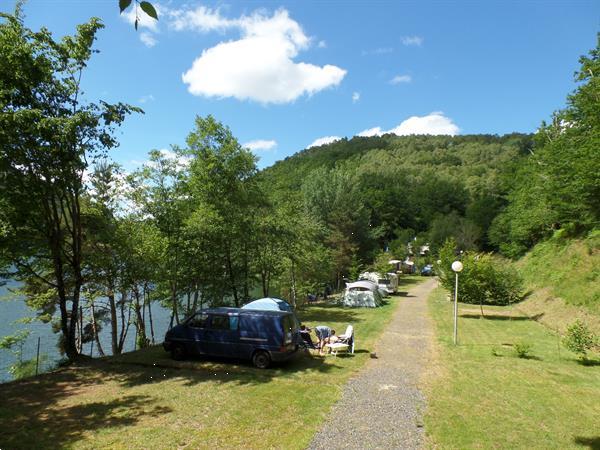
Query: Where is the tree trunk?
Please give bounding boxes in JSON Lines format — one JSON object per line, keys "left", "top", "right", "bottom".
{"left": 290, "top": 258, "right": 297, "bottom": 309}
{"left": 191, "top": 287, "right": 199, "bottom": 314}
{"left": 108, "top": 288, "right": 118, "bottom": 355}
{"left": 147, "top": 289, "right": 155, "bottom": 344}
{"left": 226, "top": 247, "right": 239, "bottom": 307}
{"left": 90, "top": 301, "right": 105, "bottom": 356}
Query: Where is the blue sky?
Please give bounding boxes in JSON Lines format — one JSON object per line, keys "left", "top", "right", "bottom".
{"left": 4, "top": 0, "right": 599, "bottom": 168}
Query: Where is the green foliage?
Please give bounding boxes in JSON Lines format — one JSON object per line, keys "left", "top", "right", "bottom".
{"left": 437, "top": 239, "right": 523, "bottom": 306}
{"left": 563, "top": 319, "right": 597, "bottom": 359}
{"left": 0, "top": 330, "right": 30, "bottom": 350}
{"left": 139, "top": 2, "right": 158, "bottom": 20}
{"left": 9, "top": 356, "right": 49, "bottom": 380}
{"left": 491, "top": 35, "right": 600, "bottom": 257}
{"left": 513, "top": 340, "right": 532, "bottom": 358}
{"left": 0, "top": 8, "right": 139, "bottom": 358}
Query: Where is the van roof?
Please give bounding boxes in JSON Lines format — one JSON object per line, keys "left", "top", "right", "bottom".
{"left": 197, "top": 307, "right": 292, "bottom": 317}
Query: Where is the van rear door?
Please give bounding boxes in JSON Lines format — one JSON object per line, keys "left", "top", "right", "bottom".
{"left": 281, "top": 314, "right": 299, "bottom": 350}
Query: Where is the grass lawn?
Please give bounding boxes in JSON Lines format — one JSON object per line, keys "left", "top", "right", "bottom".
{"left": 0, "top": 277, "right": 423, "bottom": 450}
{"left": 425, "top": 287, "right": 600, "bottom": 449}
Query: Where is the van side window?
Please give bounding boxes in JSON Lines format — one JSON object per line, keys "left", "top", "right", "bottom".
{"left": 210, "top": 315, "right": 230, "bottom": 330}
{"left": 229, "top": 316, "right": 239, "bottom": 331}
{"left": 189, "top": 312, "right": 208, "bottom": 328}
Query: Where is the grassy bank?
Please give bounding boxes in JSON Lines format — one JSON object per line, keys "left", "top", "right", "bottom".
{"left": 424, "top": 287, "right": 600, "bottom": 449}
{"left": 0, "top": 278, "right": 422, "bottom": 450}
{"left": 516, "top": 231, "right": 600, "bottom": 334}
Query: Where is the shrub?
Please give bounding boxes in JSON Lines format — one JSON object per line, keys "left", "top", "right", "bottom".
{"left": 563, "top": 319, "right": 597, "bottom": 360}
{"left": 514, "top": 341, "right": 532, "bottom": 358}
{"left": 437, "top": 239, "right": 523, "bottom": 306}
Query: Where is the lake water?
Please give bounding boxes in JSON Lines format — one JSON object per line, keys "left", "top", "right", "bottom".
{"left": 0, "top": 282, "right": 173, "bottom": 383}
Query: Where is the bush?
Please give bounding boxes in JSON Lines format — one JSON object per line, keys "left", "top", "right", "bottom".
{"left": 437, "top": 239, "right": 523, "bottom": 306}
{"left": 514, "top": 341, "right": 532, "bottom": 358}
{"left": 563, "top": 319, "right": 597, "bottom": 360}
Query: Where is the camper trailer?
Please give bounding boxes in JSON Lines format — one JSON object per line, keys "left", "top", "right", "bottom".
{"left": 359, "top": 272, "right": 397, "bottom": 295}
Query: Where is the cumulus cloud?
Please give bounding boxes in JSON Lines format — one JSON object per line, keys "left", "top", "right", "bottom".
{"left": 401, "top": 35, "right": 423, "bottom": 46}
{"left": 140, "top": 32, "right": 157, "bottom": 47}
{"left": 120, "top": 4, "right": 162, "bottom": 46}
{"left": 308, "top": 136, "right": 342, "bottom": 148}
{"left": 176, "top": 8, "right": 346, "bottom": 103}
{"left": 357, "top": 127, "right": 384, "bottom": 137}
{"left": 352, "top": 92, "right": 360, "bottom": 103}
{"left": 390, "top": 74, "right": 412, "bottom": 84}
{"left": 317, "top": 40, "right": 327, "bottom": 48}
{"left": 358, "top": 113, "right": 459, "bottom": 137}
{"left": 243, "top": 139, "right": 277, "bottom": 152}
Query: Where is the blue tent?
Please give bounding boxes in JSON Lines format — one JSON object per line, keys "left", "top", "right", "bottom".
{"left": 242, "top": 297, "right": 293, "bottom": 312}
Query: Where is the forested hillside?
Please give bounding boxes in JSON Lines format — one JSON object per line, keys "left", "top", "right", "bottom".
{"left": 262, "top": 133, "right": 533, "bottom": 255}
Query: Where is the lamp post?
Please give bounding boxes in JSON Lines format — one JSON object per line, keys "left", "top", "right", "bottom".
{"left": 451, "top": 260, "right": 463, "bottom": 345}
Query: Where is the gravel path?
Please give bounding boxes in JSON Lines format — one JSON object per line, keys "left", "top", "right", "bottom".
{"left": 308, "top": 278, "right": 437, "bottom": 450}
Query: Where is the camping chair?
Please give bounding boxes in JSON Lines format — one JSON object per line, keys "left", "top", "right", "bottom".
{"left": 325, "top": 325, "right": 354, "bottom": 356}
{"left": 300, "top": 330, "right": 317, "bottom": 350}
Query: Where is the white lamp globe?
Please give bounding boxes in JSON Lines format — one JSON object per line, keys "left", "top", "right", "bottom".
{"left": 451, "top": 261, "right": 464, "bottom": 272}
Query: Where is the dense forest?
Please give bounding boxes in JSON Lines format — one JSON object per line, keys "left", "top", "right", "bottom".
{"left": 0, "top": 7, "right": 597, "bottom": 362}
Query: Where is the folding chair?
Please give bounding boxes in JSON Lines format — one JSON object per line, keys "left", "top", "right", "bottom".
{"left": 325, "top": 325, "right": 354, "bottom": 356}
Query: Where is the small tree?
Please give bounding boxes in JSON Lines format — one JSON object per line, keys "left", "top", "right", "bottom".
{"left": 563, "top": 319, "right": 597, "bottom": 360}
{"left": 437, "top": 239, "right": 523, "bottom": 311}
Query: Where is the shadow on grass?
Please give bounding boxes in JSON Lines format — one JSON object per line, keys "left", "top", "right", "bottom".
{"left": 0, "top": 347, "right": 342, "bottom": 449}
{"left": 0, "top": 370, "right": 173, "bottom": 450}
{"left": 516, "top": 355, "right": 543, "bottom": 361}
{"left": 459, "top": 313, "right": 544, "bottom": 321}
{"left": 577, "top": 358, "right": 600, "bottom": 367}
{"left": 573, "top": 436, "right": 600, "bottom": 449}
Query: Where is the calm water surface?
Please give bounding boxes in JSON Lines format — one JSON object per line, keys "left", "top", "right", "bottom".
{"left": 0, "top": 282, "right": 173, "bottom": 383}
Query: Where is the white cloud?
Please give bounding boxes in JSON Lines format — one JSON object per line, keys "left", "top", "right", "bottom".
{"left": 401, "top": 35, "right": 423, "bottom": 46}
{"left": 121, "top": 4, "right": 160, "bottom": 32}
{"left": 177, "top": 8, "right": 346, "bottom": 104}
{"left": 317, "top": 40, "right": 327, "bottom": 48}
{"left": 308, "top": 136, "right": 342, "bottom": 148}
{"left": 140, "top": 32, "right": 157, "bottom": 47}
{"left": 139, "top": 94, "right": 155, "bottom": 103}
{"left": 390, "top": 74, "right": 412, "bottom": 84}
{"left": 243, "top": 139, "right": 277, "bottom": 152}
{"left": 361, "top": 47, "right": 393, "bottom": 56}
{"left": 358, "top": 127, "right": 384, "bottom": 137}
{"left": 358, "top": 113, "right": 459, "bottom": 137}
{"left": 352, "top": 92, "right": 360, "bottom": 103}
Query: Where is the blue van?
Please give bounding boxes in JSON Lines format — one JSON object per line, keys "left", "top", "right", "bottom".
{"left": 163, "top": 307, "right": 301, "bottom": 368}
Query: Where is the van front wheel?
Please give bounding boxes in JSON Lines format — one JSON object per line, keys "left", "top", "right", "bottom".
{"left": 171, "top": 344, "right": 186, "bottom": 361}
{"left": 252, "top": 350, "right": 271, "bottom": 369}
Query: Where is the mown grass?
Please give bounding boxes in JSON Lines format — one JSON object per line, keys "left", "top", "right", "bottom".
{"left": 425, "top": 287, "right": 600, "bottom": 449}
{"left": 0, "top": 278, "right": 422, "bottom": 450}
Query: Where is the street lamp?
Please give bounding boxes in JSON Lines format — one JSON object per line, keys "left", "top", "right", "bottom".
{"left": 451, "top": 260, "right": 463, "bottom": 345}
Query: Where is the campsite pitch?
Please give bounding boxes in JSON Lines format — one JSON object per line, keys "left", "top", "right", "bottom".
{"left": 0, "top": 281, "right": 427, "bottom": 450}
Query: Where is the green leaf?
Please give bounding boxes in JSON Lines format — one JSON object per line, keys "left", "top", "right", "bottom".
{"left": 140, "top": 1, "right": 158, "bottom": 20}
{"left": 119, "top": 0, "right": 132, "bottom": 13}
